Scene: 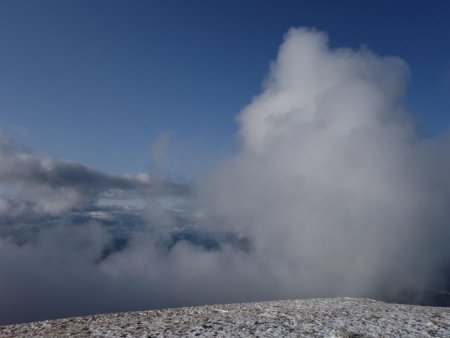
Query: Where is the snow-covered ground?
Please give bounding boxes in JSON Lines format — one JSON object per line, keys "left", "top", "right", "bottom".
{"left": 1, "top": 298, "right": 449, "bottom": 337}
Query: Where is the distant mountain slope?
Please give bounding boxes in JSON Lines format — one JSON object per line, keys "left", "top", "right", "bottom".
{"left": 1, "top": 298, "right": 449, "bottom": 337}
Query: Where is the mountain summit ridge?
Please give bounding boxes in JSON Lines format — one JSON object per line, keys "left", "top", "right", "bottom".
{"left": 1, "top": 297, "right": 449, "bottom": 337}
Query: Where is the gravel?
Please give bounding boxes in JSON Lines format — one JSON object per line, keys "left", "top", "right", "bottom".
{"left": 1, "top": 297, "right": 449, "bottom": 337}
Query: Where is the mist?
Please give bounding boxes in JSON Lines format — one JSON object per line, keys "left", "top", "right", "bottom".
{"left": 1, "top": 27, "right": 450, "bottom": 325}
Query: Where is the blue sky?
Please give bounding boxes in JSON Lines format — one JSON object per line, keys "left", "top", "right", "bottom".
{"left": 3, "top": 2, "right": 450, "bottom": 324}
{"left": 0, "top": 0, "right": 449, "bottom": 176}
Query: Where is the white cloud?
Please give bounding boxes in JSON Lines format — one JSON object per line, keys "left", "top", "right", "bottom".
{"left": 200, "top": 27, "right": 450, "bottom": 299}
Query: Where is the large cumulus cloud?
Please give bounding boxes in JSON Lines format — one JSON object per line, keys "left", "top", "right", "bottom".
{"left": 200, "top": 27, "right": 450, "bottom": 300}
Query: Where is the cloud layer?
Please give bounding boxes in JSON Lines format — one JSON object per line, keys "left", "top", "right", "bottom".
{"left": 1, "top": 27, "right": 450, "bottom": 324}
{"left": 0, "top": 134, "right": 188, "bottom": 215}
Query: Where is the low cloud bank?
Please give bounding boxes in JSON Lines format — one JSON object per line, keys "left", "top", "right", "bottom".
{"left": 1, "top": 27, "right": 450, "bottom": 324}
{"left": 0, "top": 134, "right": 188, "bottom": 215}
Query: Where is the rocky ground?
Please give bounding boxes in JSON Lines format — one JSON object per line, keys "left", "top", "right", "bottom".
{"left": 1, "top": 298, "right": 449, "bottom": 337}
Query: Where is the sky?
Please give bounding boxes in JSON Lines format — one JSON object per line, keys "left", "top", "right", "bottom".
{"left": 0, "top": 0, "right": 449, "bottom": 177}
{"left": 2, "top": 0, "right": 450, "bottom": 325}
